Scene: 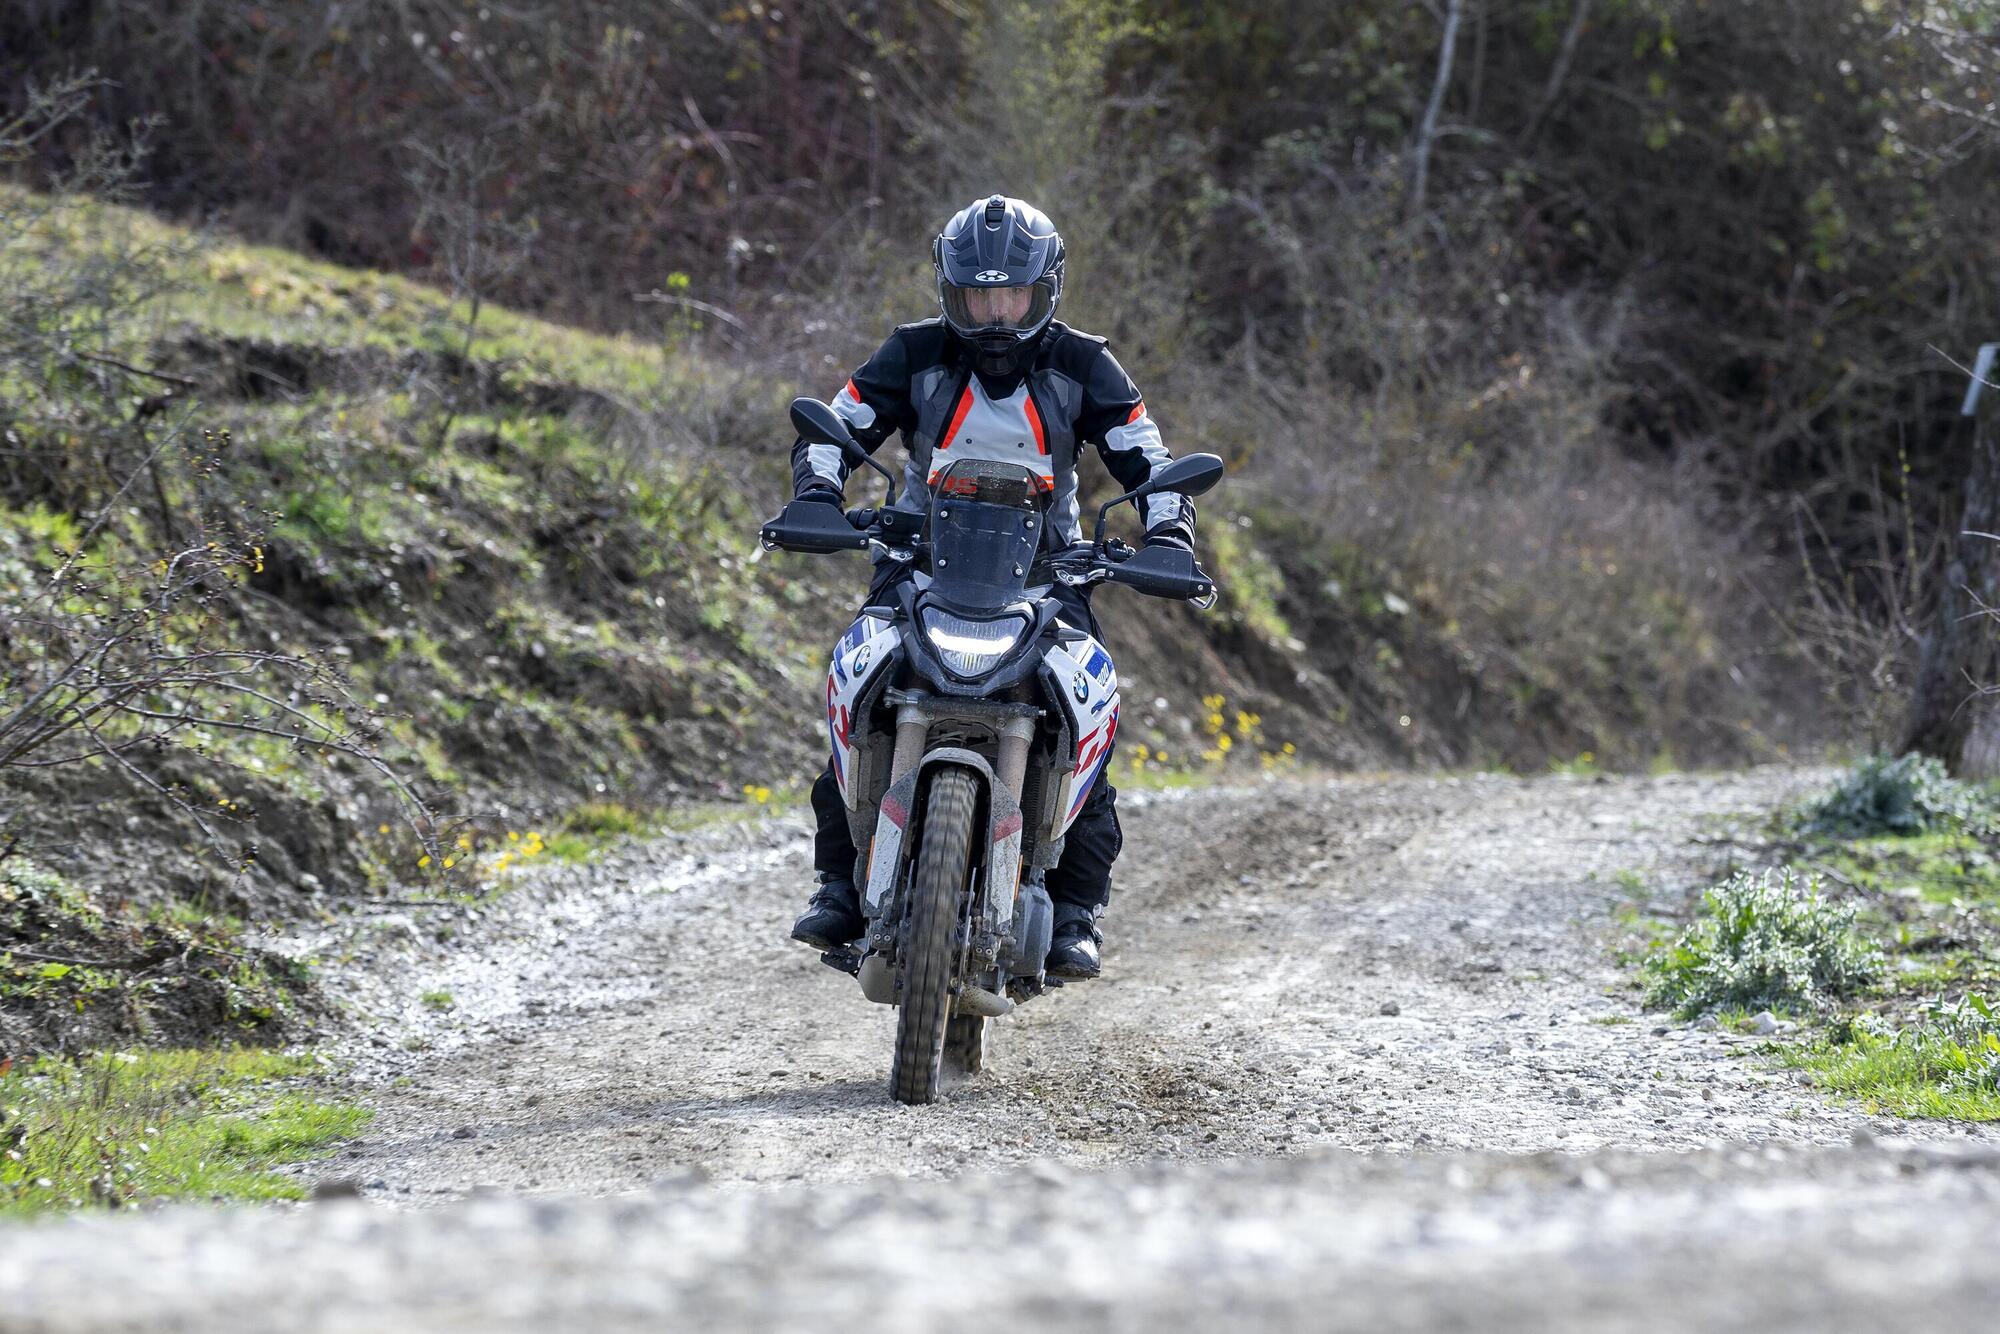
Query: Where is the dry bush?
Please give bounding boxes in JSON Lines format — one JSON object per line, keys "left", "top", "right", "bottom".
{"left": 0, "top": 78, "right": 433, "bottom": 873}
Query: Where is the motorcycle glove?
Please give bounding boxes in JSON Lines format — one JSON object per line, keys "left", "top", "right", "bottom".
{"left": 1143, "top": 524, "right": 1195, "bottom": 554}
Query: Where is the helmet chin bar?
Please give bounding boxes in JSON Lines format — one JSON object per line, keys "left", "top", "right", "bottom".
{"left": 969, "top": 328, "right": 1040, "bottom": 377}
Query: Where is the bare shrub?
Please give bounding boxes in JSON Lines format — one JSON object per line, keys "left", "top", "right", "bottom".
{"left": 0, "top": 77, "right": 433, "bottom": 871}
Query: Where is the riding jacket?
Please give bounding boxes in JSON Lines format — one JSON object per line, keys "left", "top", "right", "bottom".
{"left": 790, "top": 319, "right": 1196, "bottom": 555}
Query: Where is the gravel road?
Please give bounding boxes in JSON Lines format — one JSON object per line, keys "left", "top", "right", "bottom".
{"left": 4, "top": 768, "right": 1997, "bottom": 1331}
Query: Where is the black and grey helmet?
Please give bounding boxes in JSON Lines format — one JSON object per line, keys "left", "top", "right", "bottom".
{"left": 932, "top": 195, "right": 1064, "bottom": 376}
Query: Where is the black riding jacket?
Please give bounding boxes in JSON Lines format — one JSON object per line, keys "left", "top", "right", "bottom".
{"left": 790, "top": 319, "right": 1195, "bottom": 555}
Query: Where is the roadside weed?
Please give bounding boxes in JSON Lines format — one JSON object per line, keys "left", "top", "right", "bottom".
{"left": 1642, "top": 868, "right": 1882, "bottom": 1018}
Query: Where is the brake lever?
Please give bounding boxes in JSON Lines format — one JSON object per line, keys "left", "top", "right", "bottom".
{"left": 869, "top": 539, "right": 917, "bottom": 563}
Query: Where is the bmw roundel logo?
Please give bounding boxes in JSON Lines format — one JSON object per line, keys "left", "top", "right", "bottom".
{"left": 852, "top": 643, "right": 872, "bottom": 676}
{"left": 974, "top": 269, "right": 1012, "bottom": 283}
{"left": 1071, "top": 671, "right": 1090, "bottom": 703}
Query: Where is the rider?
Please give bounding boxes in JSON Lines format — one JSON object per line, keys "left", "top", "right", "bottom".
{"left": 787, "top": 194, "right": 1198, "bottom": 979}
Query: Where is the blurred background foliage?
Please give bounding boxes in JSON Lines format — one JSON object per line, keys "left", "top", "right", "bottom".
{"left": 2, "top": 0, "right": 1998, "bottom": 914}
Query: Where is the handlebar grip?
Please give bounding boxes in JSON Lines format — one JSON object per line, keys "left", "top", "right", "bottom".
{"left": 845, "top": 507, "right": 877, "bottom": 529}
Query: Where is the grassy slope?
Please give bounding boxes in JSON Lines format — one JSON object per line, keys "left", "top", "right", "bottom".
{"left": 3, "top": 188, "right": 1792, "bottom": 1054}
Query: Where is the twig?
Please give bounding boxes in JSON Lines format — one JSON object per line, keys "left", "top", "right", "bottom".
{"left": 2, "top": 947, "right": 147, "bottom": 969}
{"left": 630, "top": 291, "right": 752, "bottom": 334}
{"left": 75, "top": 350, "right": 199, "bottom": 389}
{"left": 1407, "top": 0, "right": 1464, "bottom": 220}
{"left": 1519, "top": 0, "right": 1595, "bottom": 150}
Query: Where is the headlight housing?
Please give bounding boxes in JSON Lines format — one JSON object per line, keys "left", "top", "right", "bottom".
{"left": 921, "top": 607, "right": 1027, "bottom": 678}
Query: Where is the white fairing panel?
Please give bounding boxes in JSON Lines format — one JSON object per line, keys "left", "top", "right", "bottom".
{"left": 1043, "top": 634, "right": 1120, "bottom": 836}
{"left": 826, "top": 614, "right": 901, "bottom": 803}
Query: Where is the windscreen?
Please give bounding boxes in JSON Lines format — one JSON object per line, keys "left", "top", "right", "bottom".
{"left": 927, "top": 459, "right": 1046, "bottom": 611}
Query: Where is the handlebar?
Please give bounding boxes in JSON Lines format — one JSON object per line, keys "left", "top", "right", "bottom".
{"left": 759, "top": 500, "right": 1214, "bottom": 605}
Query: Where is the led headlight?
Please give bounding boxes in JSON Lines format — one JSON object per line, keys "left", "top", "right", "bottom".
{"left": 921, "top": 608, "right": 1027, "bottom": 677}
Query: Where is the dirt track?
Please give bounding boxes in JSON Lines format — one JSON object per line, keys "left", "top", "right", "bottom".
{"left": 4, "top": 769, "right": 1998, "bottom": 1330}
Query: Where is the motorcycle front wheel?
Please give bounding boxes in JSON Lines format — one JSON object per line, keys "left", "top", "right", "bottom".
{"left": 890, "top": 766, "right": 978, "bottom": 1105}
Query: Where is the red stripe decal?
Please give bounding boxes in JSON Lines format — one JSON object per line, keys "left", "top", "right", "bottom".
{"left": 1126, "top": 402, "right": 1145, "bottom": 425}
{"left": 1024, "top": 393, "right": 1048, "bottom": 455}
{"left": 881, "top": 792, "right": 908, "bottom": 830}
{"left": 994, "top": 811, "right": 1023, "bottom": 840}
{"left": 844, "top": 378, "right": 862, "bottom": 403}
{"left": 938, "top": 384, "right": 975, "bottom": 454}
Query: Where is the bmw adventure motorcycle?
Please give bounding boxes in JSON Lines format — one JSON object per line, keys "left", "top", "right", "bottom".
{"left": 761, "top": 397, "right": 1223, "bottom": 1104}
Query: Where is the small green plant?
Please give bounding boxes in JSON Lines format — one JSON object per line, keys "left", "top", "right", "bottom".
{"left": 1642, "top": 868, "right": 1883, "bottom": 1018}
{"left": 561, "top": 801, "right": 651, "bottom": 839}
{"left": 419, "top": 989, "right": 455, "bottom": 1010}
{"left": 1799, "top": 754, "right": 1991, "bottom": 838}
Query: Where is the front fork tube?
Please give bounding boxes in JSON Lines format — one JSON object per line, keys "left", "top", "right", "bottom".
{"left": 888, "top": 705, "right": 1034, "bottom": 806}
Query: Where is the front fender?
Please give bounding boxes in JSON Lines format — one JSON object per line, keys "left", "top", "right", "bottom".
{"left": 862, "top": 747, "right": 1024, "bottom": 932}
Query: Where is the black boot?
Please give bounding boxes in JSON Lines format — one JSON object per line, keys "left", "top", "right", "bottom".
{"left": 791, "top": 875, "right": 865, "bottom": 950}
{"left": 1046, "top": 903, "right": 1102, "bottom": 979}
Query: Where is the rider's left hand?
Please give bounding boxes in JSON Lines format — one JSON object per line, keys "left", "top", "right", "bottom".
{"left": 1142, "top": 525, "right": 1194, "bottom": 554}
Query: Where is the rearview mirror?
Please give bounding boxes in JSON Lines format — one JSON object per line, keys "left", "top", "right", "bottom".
{"left": 790, "top": 397, "right": 858, "bottom": 450}
{"left": 788, "top": 395, "right": 900, "bottom": 506}
{"left": 1139, "top": 452, "right": 1225, "bottom": 499}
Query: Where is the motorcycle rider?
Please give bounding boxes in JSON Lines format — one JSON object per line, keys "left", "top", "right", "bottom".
{"left": 788, "top": 194, "right": 1198, "bottom": 979}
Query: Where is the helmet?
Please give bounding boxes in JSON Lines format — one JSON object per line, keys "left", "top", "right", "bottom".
{"left": 933, "top": 195, "right": 1064, "bottom": 377}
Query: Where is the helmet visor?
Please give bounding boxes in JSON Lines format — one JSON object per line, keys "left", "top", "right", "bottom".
{"left": 940, "top": 282, "right": 1054, "bottom": 335}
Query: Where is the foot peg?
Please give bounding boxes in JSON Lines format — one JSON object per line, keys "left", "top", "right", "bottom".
{"left": 819, "top": 945, "right": 862, "bottom": 976}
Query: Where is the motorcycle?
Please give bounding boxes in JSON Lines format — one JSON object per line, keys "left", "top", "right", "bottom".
{"left": 761, "top": 397, "right": 1223, "bottom": 1104}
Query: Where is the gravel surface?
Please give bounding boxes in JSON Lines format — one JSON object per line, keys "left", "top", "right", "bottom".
{"left": 4, "top": 768, "right": 1996, "bottom": 1330}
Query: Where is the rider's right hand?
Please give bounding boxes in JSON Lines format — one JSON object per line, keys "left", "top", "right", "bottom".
{"left": 794, "top": 483, "right": 844, "bottom": 510}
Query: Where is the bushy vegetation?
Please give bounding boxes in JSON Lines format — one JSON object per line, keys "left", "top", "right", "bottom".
{"left": 1799, "top": 754, "right": 1994, "bottom": 839}
{"left": 0, "top": 1048, "right": 366, "bottom": 1213}
{"left": 1627, "top": 755, "right": 2000, "bottom": 1119}
{"left": 1642, "top": 868, "right": 1883, "bottom": 1019}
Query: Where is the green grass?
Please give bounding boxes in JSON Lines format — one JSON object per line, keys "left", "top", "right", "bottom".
{"left": 0, "top": 1049, "right": 369, "bottom": 1214}
{"left": 561, "top": 801, "right": 655, "bottom": 841}
{"left": 1784, "top": 1032, "right": 2000, "bottom": 1121}
{"left": 419, "top": 989, "right": 455, "bottom": 1010}
{"left": 1815, "top": 831, "right": 2000, "bottom": 911}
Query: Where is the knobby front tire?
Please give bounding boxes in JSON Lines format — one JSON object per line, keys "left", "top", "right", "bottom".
{"left": 890, "top": 766, "right": 978, "bottom": 1105}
